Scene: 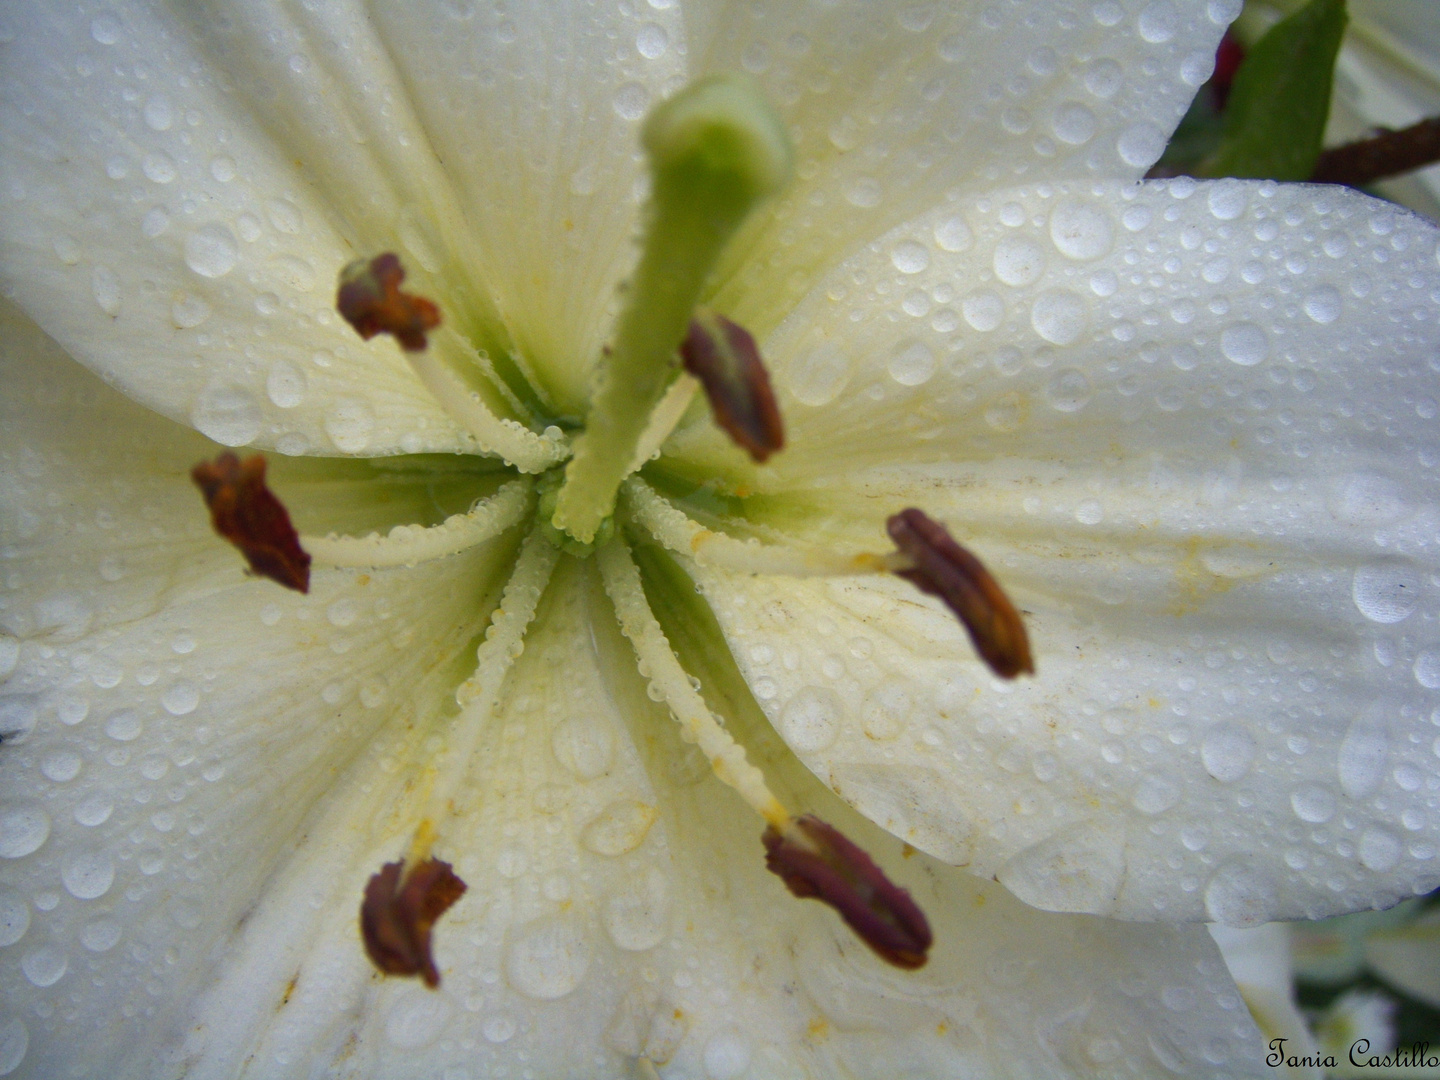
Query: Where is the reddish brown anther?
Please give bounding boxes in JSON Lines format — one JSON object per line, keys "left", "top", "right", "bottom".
{"left": 887, "top": 508, "right": 1033, "bottom": 679}
{"left": 360, "top": 857, "right": 467, "bottom": 988}
{"left": 679, "top": 311, "right": 784, "bottom": 462}
{"left": 191, "top": 452, "right": 311, "bottom": 593}
{"left": 763, "top": 814, "right": 931, "bottom": 969}
{"left": 337, "top": 252, "right": 441, "bottom": 352}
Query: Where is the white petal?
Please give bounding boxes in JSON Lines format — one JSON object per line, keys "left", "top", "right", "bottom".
{"left": 171, "top": 561, "right": 1267, "bottom": 1079}
{"left": 700, "top": 0, "right": 1234, "bottom": 338}
{"left": 0, "top": 308, "right": 518, "bottom": 1075}
{"left": 0, "top": 1, "right": 532, "bottom": 457}
{"left": 361, "top": 1, "right": 689, "bottom": 416}
{"left": 671, "top": 181, "right": 1440, "bottom": 921}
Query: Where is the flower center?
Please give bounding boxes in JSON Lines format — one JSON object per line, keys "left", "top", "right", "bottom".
{"left": 192, "top": 74, "right": 1040, "bottom": 990}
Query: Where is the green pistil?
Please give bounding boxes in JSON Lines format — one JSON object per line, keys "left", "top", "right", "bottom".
{"left": 550, "top": 74, "right": 792, "bottom": 543}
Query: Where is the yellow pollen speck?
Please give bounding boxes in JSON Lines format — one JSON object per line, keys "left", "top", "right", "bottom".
{"left": 807, "top": 1018, "right": 830, "bottom": 1040}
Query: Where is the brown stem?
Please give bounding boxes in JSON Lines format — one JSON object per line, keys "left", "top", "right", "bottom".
{"left": 1310, "top": 117, "right": 1440, "bottom": 188}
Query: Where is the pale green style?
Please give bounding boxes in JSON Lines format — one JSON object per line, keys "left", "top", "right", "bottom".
{"left": 2, "top": 1, "right": 1440, "bottom": 1079}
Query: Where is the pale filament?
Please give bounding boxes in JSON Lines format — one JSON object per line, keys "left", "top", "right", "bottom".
{"left": 303, "top": 479, "right": 535, "bottom": 569}
{"left": 622, "top": 476, "right": 907, "bottom": 577}
{"left": 406, "top": 340, "right": 569, "bottom": 474}
{"left": 406, "top": 522, "right": 561, "bottom": 866}
{"left": 625, "top": 372, "right": 700, "bottom": 476}
{"left": 597, "top": 535, "right": 789, "bottom": 828}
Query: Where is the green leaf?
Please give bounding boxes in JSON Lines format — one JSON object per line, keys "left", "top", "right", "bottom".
{"left": 1201, "top": 0, "right": 1347, "bottom": 181}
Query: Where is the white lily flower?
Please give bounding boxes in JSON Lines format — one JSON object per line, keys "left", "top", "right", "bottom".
{"left": 3, "top": 2, "right": 1440, "bottom": 1078}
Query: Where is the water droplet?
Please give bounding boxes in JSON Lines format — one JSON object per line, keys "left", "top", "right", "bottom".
{"left": 1117, "top": 122, "right": 1166, "bottom": 169}
{"left": 265, "top": 361, "right": 307, "bottom": 409}
{"left": 0, "top": 804, "right": 49, "bottom": 858}
{"left": 184, "top": 224, "right": 239, "bottom": 278}
{"left": 613, "top": 83, "right": 650, "bottom": 121}
{"left": 40, "top": 751, "right": 81, "bottom": 783}
{"left": 191, "top": 384, "right": 262, "bottom": 446}
{"left": 91, "top": 266, "right": 121, "bottom": 316}
{"left": 162, "top": 681, "right": 199, "bottom": 716}
{"left": 505, "top": 916, "right": 590, "bottom": 1000}
{"left": 324, "top": 396, "right": 375, "bottom": 453}
{"left": 1049, "top": 203, "right": 1112, "bottom": 260}
{"left": 61, "top": 849, "right": 114, "bottom": 899}
{"left": 985, "top": 391, "right": 1026, "bottom": 432}
{"left": 1220, "top": 323, "right": 1268, "bottom": 366}
{"left": 482, "top": 1015, "right": 516, "bottom": 1043}
{"left": 1074, "top": 499, "right": 1103, "bottom": 525}
{"left": 21, "top": 944, "right": 66, "bottom": 987}
{"left": 57, "top": 696, "right": 88, "bottom": 726}
{"left": 1051, "top": 102, "right": 1096, "bottom": 145}
{"left": 1137, "top": 0, "right": 1178, "bottom": 42}
{"left": 103, "top": 708, "right": 141, "bottom": 741}
{"left": 142, "top": 151, "right": 176, "bottom": 184}
{"left": 209, "top": 155, "right": 236, "bottom": 182}
{"left": 91, "top": 12, "right": 121, "bottom": 44}
{"left": 0, "top": 696, "right": 36, "bottom": 745}
{"left": 551, "top": 716, "right": 615, "bottom": 779}
{"left": 1131, "top": 773, "right": 1180, "bottom": 814}
{"left": 886, "top": 338, "right": 935, "bottom": 386}
{"left": 1031, "top": 290, "right": 1088, "bottom": 345}
{"left": 861, "top": 679, "right": 912, "bottom": 740}
{"left": 933, "top": 215, "right": 972, "bottom": 252}
{"left": 1203, "top": 861, "right": 1275, "bottom": 926}
{"left": 704, "top": 1028, "right": 752, "bottom": 1080}
{"left": 1207, "top": 180, "right": 1247, "bottom": 221}
{"left": 1338, "top": 720, "right": 1388, "bottom": 799}
{"left": 779, "top": 687, "right": 840, "bottom": 752}
{"left": 1302, "top": 285, "right": 1340, "bottom": 324}
{"left": 890, "top": 240, "right": 929, "bottom": 275}
{"left": 993, "top": 237, "right": 1046, "bottom": 287}
{"left": 80, "top": 918, "right": 121, "bottom": 952}
{"left": 845, "top": 176, "right": 881, "bottom": 208}
{"left": 384, "top": 987, "right": 453, "bottom": 1049}
{"left": 1200, "top": 725, "right": 1255, "bottom": 782}
{"left": 1352, "top": 561, "right": 1420, "bottom": 623}
{"left": 582, "top": 799, "right": 658, "bottom": 857}
{"left": 0, "top": 1017, "right": 27, "bottom": 1075}
{"left": 1043, "top": 368, "right": 1092, "bottom": 412}
{"left": 74, "top": 794, "right": 112, "bottom": 828}
{"left": 266, "top": 199, "right": 303, "bottom": 235}
{"left": 962, "top": 289, "right": 1004, "bottom": 331}
{"left": 1290, "top": 784, "right": 1335, "bottom": 823}
{"left": 142, "top": 206, "right": 170, "bottom": 238}
{"left": 636, "top": 23, "right": 668, "bottom": 58}
{"left": 603, "top": 866, "right": 670, "bottom": 951}
{"left": 784, "top": 341, "right": 851, "bottom": 407}
{"left": 170, "top": 291, "right": 211, "bottom": 329}
{"left": 1358, "top": 828, "right": 1401, "bottom": 872}
{"left": 0, "top": 888, "right": 29, "bottom": 946}
{"left": 1085, "top": 58, "right": 1122, "bottom": 98}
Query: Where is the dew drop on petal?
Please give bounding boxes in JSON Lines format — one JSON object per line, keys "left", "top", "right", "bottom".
{"left": 324, "top": 396, "right": 376, "bottom": 453}
{"left": 1303, "top": 285, "right": 1341, "bottom": 324}
{"left": 1338, "top": 720, "right": 1388, "bottom": 800}
{"left": 21, "top": 945, "right": 66, "bottom": 988}
{"left": 703, "top": 1028, "right": 752, "bottom": 1080}
{"left": 1137, "top": 0, "right": 1178, "bottom": 42}
{"left": 504, "top": 916, "right": 591, "bottom": 1000}
{"left": 1044, "top": 367, "right": 1092, "bottom": 411}
{"left": 1049, "top": 203, "right": 1111, "bottom": 260}
{"left": 383, "top": 987, "right": 453, "bottom": 1049}
{"left": 1200, "top": 724, "right": 1255, "bottom": 782}
{"left": 1031, "top": 290, "right": 1088, "bottom": 345}
{"left": 61, "top": 850, "right": 114, "bottom": 900}
{"left": 785, "top": 341, "right": 851, "bottom": 406}
{"left": 612, "top": 83, "right": 650, "bottom": 121}
{"left": 266, "top": 361, "right": 307, "bottom": 409}
{"left": 162, "top": 680, "right": 200, "bottom": 716}
{"left": 962, "top": 290, "right": 1005, "bottom": 332}
{"left": 890, "top": 240, "right": 929, "bottom": 274}
{"left": 191, "top": 384, "right": 262, "bottom": 446}
{"left": 1203, "top": 861, "right": 1275, "bottom": 926}
{"left": 170, "top": 292, "right": 211, "bottom": 329}
{"left": 993, "top": 237, "right": 1045, "bottom": 287}
{"left": 1051, "top": 102, "right": 1096, "bottom": 145}
{"left": 887, "top": 339, "right": 935, "bottom": 386}
{"left": 1117, "top": 122, "right": 1166, "bottom": 169}
{"left": 1220, "top": 323, "right": 1268, "bottom": 366}
{"left": 636, "top": 23, "right": 668, "bottom": 58}
{"left": 1207, "top": 180, "right": 1247, "bottom": 220}
{"left": 80, "top": 919, "right": 121, "bottom": 953}
{"left": 0, "top": 804, "right": 49, "bottom": 859}
{"left": 780, "top": 687, "right": 840, "bottom": 752}
{"left": 0, "top": 888, "right": 29, "bottom": 946}
{"left": 91, "top": 266, "right": 121, "bottom": 316}
{"left": 603, "top": 867, "right": 671, "bottom": 951}
{"left": 1290, "top": 784, "right": 1336, "bottom": 823}
{"left": 0, "top": 1017, "right": 27, "bottom": 1075}
{"left": 1358, "top": 828, "right": 1401, "bottom": 873}
{"left": 184, "top": 224, "right": 239, "bottom": 278}
{"left": 1352, "top": 561, "right": 1420, "bottom": 623}
{"left": 933, "top": 215, "right": 972, "bottom": 252}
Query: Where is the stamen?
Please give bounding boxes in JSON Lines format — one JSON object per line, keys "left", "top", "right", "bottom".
{"left": 360, "top": 856, "right": 466, "bottom": 988}
{"left": 596, "top": 536, "right": 787, "bottom": 826}
{"left": 404, "top": 347, "right": 569, "bottom": 475}
{"left": 763, "top": 814, "right": 932, "bottom": 970}
{"left": 887, "top": 509, "right": 1034, "bottom": 679}
{"left": 553, "top": 75, "right": 793, "bottom": 543}
{"left": 337, "top": 253, "right": 441, "bottom": 352}
{"left": 626, "top": 373, "right": 700, "bottom": 476}
{"left": 191, "top": 452, "right": 311, "bottom": 593}
{"left": 302, "top": 479, "right": 534, "bottom": 569}
{"left": 623, "top": 477, "right": 889, "bottom": 577}
{"left": 680, "top": 310, "right": 783, "bottom": 462}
